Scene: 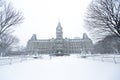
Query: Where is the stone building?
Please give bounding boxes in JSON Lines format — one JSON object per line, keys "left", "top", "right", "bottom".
{"left": 26, "top": 22, "right": 94, "bottom": 55}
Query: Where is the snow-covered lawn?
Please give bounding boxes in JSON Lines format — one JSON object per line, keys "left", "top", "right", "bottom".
{"left": 0, "top": 55, "right": 120, "bottom": 80}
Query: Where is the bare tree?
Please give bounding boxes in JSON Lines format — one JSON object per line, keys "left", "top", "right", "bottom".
{"left": 0, "top": 34, "right": 19, "bottom": 56}
{"left": 0, "top": 1, "right": 24, "bottom": 56}
{"left": 85, "top": 0, "right": 120, "bottom": 39}
{"left": 0, "top": 2, "right": 24, "bottom": 36}
{"left": 94, "top": 34, "right": 120, "bottom": 54}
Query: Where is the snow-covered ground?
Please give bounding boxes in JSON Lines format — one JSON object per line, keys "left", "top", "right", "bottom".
{"left": 0, "top": 54, "right": 120, "bottom": 80}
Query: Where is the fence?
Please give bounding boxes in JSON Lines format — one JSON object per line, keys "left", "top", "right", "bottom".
{"left": 0, "top": 56, "right": 32, "bottom": 66}
{"left": 84, "top": 54, "right": 120, "bottom": 64}
{"left": 1, "top": 54, "right": 120, "bottom": 66}
{"left": 0, "top": 55, "right": 52, "bottom": 66}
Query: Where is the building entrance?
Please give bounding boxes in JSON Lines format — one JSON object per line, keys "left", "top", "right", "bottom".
{"left": 56, "top": 50, "right": 63, "bottom": 54}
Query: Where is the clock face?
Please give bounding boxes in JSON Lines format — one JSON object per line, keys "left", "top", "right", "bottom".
{"left": 57, "top": 27, "right": 61, "bottom": 30}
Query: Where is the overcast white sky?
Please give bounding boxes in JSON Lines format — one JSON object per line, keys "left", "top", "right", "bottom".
{"left": 9, "top": 0, "right": 92, "bottom": 46}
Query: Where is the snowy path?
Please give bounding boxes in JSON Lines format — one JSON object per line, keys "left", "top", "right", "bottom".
{"left": 0, "top": 55, "right": 120, "bottom": 80}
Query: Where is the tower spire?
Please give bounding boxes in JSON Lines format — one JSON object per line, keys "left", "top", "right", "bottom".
{"left": 58, "top": 18, "right": 60, "bottom": 23}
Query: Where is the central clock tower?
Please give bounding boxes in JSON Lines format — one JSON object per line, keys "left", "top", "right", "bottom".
{"left": 56, "top": 22, "right": 63, "bottom": 39}
{"left": 55, "top": 22, "right": 64, "bottom": 54}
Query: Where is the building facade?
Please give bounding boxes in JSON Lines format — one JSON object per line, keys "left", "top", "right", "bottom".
{"left": 26, "top": 22, "right": 94, "bottom": 55}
